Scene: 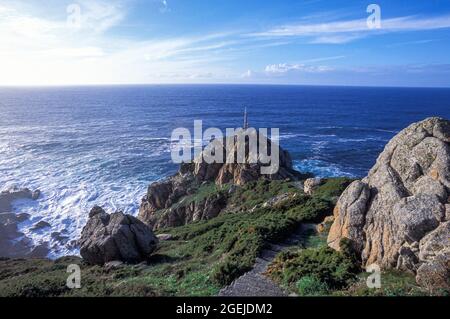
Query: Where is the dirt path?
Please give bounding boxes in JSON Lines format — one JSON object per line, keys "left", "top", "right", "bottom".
{"left": 218, "top": 223, "right": 317, "bottom": 296}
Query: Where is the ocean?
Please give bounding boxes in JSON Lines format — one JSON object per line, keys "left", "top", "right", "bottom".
{"left": 1, "top": 84, "right": 450, "bottom": 257}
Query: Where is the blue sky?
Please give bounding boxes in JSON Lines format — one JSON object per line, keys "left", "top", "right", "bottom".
{"left": 1, "top": 0, "right": 450, "bottom": 86}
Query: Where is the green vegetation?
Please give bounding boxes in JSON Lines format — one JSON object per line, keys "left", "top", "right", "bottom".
{"left": 0, "top": 177, "right": 359, "bottom": 297}
{"left": 296, "top": 276, "right": 329, "bottom": 296}
{"left": 172, "top": 182, "right": 231, "bottom": 209}
{"left": 164, "top": 178, "right": 351, "bottom": 286}
{"left": 334, "top": 270, "right": 429, "bottom": 296}
{"left": 267, "top": 246, "right": 358, "bottom": 294}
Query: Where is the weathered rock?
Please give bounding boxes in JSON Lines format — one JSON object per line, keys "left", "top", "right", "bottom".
{"left": 416, "top": 250, "right": 450, "bottom": 291}
{"left": 196, "top": 129, "right": 300, "bottom": 186}
{"left": 104, "top": 260, "right": 125, "bottom": 270}
{"left": 156, "top": 233, "right": 173, "bottom": 241}
{"left": 26, "top": 242, "right": 49, "bottom": 258}
{"left": 0, "top": 188, "right": 43, "bottom": 258}
{"left": 418, "top": 221, "right": 450, "bottom": 262}
{"left": 51, "top": 231, "right": 69, "bottom": 244}
{"left": 328, "top": 180, "right": 370, "bottom": 253}
{"left": 142, "top": 191, "right": 228, "bottom": 229}
{"left": 0, "top": 188, "right": 34, "bottom": 213}
{"left": 445, "top": 204, "right": 450, "bottom": 221}
{"left": 262, "top": 193, "right": 296, "bottom": 208}
{"left": 89, "top": 205, "right": 105, "bottom": 218}
{"left": 31, "top": 190, "right": 41, "bottom": 200}
{"left": 80, "top": 207, "right": 158, "bottom": 265}
{"left": 0, "top": 210, "right": 33, "bottom": 258}
{"left": 139, "top": 129, "right": 303, "bottom": 229}
{"left": 31, "top": 220, "right": 51, "bottom": 231}
{"left": 304, "top": 178, "right": 324, "bottom": 195}
{"left": 327, "top": 117, "right": 450, "bottom": 290}
{"left": 317, "top": 215, "right": 335, "bottom": 234}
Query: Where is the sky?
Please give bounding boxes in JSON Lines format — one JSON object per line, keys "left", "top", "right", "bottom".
{"left": 1, "top": 0, "right": 450, "bottom": 87}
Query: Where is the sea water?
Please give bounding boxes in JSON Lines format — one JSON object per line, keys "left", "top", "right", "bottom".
{"left": 1, "top": 84, "right": 449, "bottom": 257}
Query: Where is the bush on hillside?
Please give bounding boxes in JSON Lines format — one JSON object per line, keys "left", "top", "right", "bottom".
{"left": 267, "top": 246, "right": 357, "bottom": 290}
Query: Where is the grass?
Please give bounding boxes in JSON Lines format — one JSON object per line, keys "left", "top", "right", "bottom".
{"left": 0, "top": 177, "right": 361, "bottom": 297}
{"left": 334, "top": 270, "right": 431, "bottom": 296}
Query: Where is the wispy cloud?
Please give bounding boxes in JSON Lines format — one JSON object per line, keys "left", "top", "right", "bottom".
{"left": 75, "top": 0, "right": 126, "bottom": 33}
{"left": 251, "top": 14, "right": 450, "bottom": 44}
{"left": 265, "top": 63, "right": 333, "bottom": 74}
{"left": 0, "top": 1, "right": 241, "bottom": 84}
{"left": 387, "top": 39, "right": 438, "bottom": 48}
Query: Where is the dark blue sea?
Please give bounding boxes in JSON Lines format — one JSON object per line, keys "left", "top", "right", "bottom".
{"left": 1, "top": 85, "right": 450, "bottom": 257}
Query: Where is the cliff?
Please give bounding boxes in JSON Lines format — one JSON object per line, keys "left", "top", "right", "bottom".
{"left": 138, "top": 129, "right": 305, "bottom": 229}
{"left": 328, "top": 117, "right": 450, "bottom": 290}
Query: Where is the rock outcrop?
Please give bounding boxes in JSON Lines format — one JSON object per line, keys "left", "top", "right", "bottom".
{"left": 139, "top": 129, "right": 303, "bottom": 229}
{"left": 0, "top": 188, "right": 46, "bottom": 258}
{"left": 80, "top": 206, "right": 158, "bottom": 265}
{"left": 0, "top": 188, "right": 37, "bottom": 212}
{"left": 304, "top": 178, "right": 324, "bottom": 195}
{"left": 327, "top": 117, "right": 450, "bottom": 289}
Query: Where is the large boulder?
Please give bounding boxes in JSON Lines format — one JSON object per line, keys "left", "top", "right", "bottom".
{"left": 80, "top": 206, "right": 158, "bottom": 265}
{"left": 327, "top": 117, "right": 450, "bottom": 290}
{"left": 139, "top": 129, "right": 303, "bottom": 229}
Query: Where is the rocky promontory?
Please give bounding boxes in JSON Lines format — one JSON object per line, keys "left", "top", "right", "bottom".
{"left": 328, "top": 117, "right": 450, "bottom": 290}
{"left": 138, "top": 129, "right": 305, "bottom": 229}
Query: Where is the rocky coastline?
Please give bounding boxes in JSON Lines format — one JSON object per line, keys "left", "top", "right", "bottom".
{"left": 0, "top": 117, "right": 448, "bottom": 296}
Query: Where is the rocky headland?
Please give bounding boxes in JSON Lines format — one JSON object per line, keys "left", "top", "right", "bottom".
{"left": 0, "top": 118, "right": 448, "bottom": 296}
{"left": 138, "top": 129, "right": 305, "bottom": 229}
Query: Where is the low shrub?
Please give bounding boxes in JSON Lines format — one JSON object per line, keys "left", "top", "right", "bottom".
{"left": 268, "top": 246, "right": 357, "bottom": 290}
{"left": 296, "top": 276, "right": 329, "bottom": 296}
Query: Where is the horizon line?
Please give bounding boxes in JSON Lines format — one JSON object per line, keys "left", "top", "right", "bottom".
{"left": 1, "top": 83, "right": 450, "bottom": 89}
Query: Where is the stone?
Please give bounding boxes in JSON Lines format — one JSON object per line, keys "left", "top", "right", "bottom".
{"left": 139, "top": 130, "right": 304, "bottom": 229}
{"left": 26, "top": 242, "right": 49, "bottom": 258}
{"left": 328, "top": 180, "right": 370, "bottom": 253}
{"left": 418, "top": 221, "right": 450, "bottom": 261}
{"left": 445, "top": 204, "right": 450, "bottom": 221}
{"left": 79, "top": 207, "right": 158, "bottom": 265}
{"left": 327, "top": 117, "right": 450, "bottom": 290}
{"left": 0, "top": 188, "right": 42, "bottom": 258}
{"left": 262, "top": 193, "right": 295, "bottom": 208}
{"left": 0, "top": 188, "right": 34, "bottom": 213}
{"left": 416, "top": 250, "right": 450, "bottom": 291}
{"left": 304, "top": 178, "right": 323, "bottom": 195}
{"left": 104, "top": 260, "right": 124, "bottom": 270}
{"left": 317, "top": 216, "right": 334, "bottom": 234}
{"left": 31, "top": 190, "right": 41, "bottom": 200}
{"left": 89, "top": 205, "right": 105, "bottom": 218}
{"left": 51, "top": 232, "right": 69, "bottom": 243}
{"left": 31, "top": 220, "right": 51, "bottom": 231}
{"left": 156, "top": 233, "right": 173, "bottom": 241}
{"left": 0, "top": 212, "right": 31, "bottom": 258}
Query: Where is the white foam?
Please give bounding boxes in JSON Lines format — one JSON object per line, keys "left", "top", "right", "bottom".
{"left": 294, "top": 159, "right": 355, "bottom": 178}
{"left": 0, "top": 133, "right": 170, "bottom": 259}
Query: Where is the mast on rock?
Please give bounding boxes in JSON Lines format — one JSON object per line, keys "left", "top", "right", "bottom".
{"left": 243, "top": 107, "right": 249, "bottom": 130}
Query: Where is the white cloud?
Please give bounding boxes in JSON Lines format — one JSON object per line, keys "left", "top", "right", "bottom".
{"left": 265, "top": 63, "right": 333, "bottom": 74}
{"left": 241, "top": 70, "right": 252, "bottom": 78}
{"left": 70, "top": 0, "right": 126, "bottom": 33}
{"left": 0, "top": 1, "right": 239, "bottom": 85}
